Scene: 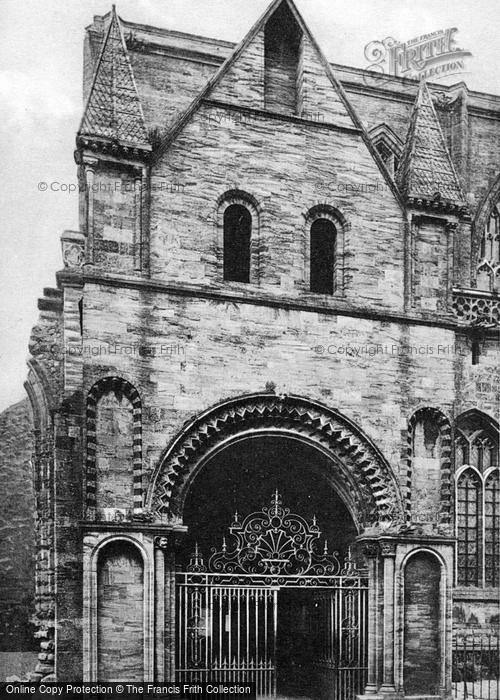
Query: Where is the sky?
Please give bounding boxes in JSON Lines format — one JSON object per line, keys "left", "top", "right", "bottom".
{"left": 0, "top": 0, "right": 499, "bottom": 412}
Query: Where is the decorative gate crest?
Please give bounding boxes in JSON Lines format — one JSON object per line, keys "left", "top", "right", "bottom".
{"left": 189, "top": 491, "right": 343, "bottom": 576}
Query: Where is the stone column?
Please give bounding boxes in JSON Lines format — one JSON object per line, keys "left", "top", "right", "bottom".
{"left": 154, "top": 533, "right": 182, "bottom": 681}
{"left": 154, "top": 537, "right": 167, "bottom": 682}
{"left": 363, "top": 542, "right": 381, "bottom": 695}
{"left": 83, "top": 157, "right": 99, "bottom": 263}
{"left": 379, "top": 540, "right": 397, "bottom": 696}
{"left": 140, "top": 164, "right": 151, "bottom": 276}
{"left": 445, "top": 222, "right": 458, "bottom": 308}
{"left": 133, "top": 167, "right": 143, "bottom": 271}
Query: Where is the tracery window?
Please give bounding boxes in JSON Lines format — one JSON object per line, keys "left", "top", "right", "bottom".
{"left": 455, "top": 413, "right": 499, "bottom": 587}
{"left": 456, "top": 469, "right": 481, "bottom": 586}
{"left": 477, "top": 200, "right": 500, "bottom": 292}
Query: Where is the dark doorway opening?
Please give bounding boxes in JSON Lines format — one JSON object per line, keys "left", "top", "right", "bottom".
{"left": 181, "top": 435, "right": 357, "bottom": 569}
{"left": 277, "top": 588, "right": 320, "bottom": 699}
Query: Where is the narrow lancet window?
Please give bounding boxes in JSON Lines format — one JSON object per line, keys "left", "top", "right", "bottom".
{"left": 223, "top": 204, "right": 251, "bottom": 283}
{"left": 310, "top": 218, "right": 336, "bottom": 294}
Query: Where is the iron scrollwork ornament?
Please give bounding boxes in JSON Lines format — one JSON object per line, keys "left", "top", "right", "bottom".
{"left": 196, "top": 491, "right": 342, "bottom": 576}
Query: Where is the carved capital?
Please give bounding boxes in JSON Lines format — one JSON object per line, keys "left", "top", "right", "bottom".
{"left": 61, "top": 231, "right": 85, "bottom": 269}
{"left": 154, "top": 533, "right": 185, "bottom": 551}
{"left": 362, "top": 542, "right": 380, "bottom": 558}
{"left": 433, "top": 92, "right": 455, "bottom": 111}
{"left": 154, "top": 536, "right": 169, "bottom": 550}
{"left": 81, "top": 155, "right": 99, "bottom": 169}
{"left": 379, "top": 540, "right": 397, "bottom": 557}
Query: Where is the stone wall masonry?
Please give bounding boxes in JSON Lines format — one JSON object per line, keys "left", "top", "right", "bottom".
{"left": 412, "top": 218, "right": 451, "bottom": 312}
{"left": 91, "top": 164, "right": 139, "bottom": 274}
{"left": 0, "top": 400, "right": 36, "bottom": 652}
{"left": 455, "top": 334, "right": 499, "bottom": 418}
{"left": 29, "top": 291, "right": 64, "bottom": 401}
{"left": 211, "top": 29, "right": 265, "bottom": 109}
{"left": 97, "top": 542, "right": 144, "bottom": 681}
{"left": 81, "top": 282, "right": 481, "bottom": 503}
{"left": 82, "top": 17, "right": 500, "bottom": 269}
{"left": 444, "top": 92, "right": 469, "bottom": 192}
{"left": 454, "top": 220, "right": 473, "bottom": 288}
{"left": 453, "top": 594, "right": 500, "bottom": 631}
{"left": 149, "top": 104, "right": 405, "bottom": 310}
{"left": 298, "top": 35, "right": 354, "bottom": 129}
{"left": 130, "top": 51, "right": 217, "bottom": 134}
{"left": 31, "top": 431, "right": 56, "bottom": 681}
{"left": 468, "top": 114, "right": 500, "bottom": 208}
{"left": 53, "top": 407, "right": 84, "bottom": 681}
{"left": 403, "top": 552, "right": 442, "bottom": 695}
{"left": 339, "top": 89, "right": 413, "bottom": 146}
{"left": 63, "top": 284, "right": 83, "bottom": 396}
{"left": 95, "top": 391, "right": 135, "bottom": 513}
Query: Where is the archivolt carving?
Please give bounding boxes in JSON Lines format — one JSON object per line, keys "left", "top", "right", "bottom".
{"left": 148, "top": 394, "right": 403, "bottom": 529}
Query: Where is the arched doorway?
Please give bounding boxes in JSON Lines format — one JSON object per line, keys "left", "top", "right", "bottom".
{"left": 177, "top": 434, "right": 367, "bottom": 700}
{"left": 148, "top": 394, "right": 404, "bottom": 699}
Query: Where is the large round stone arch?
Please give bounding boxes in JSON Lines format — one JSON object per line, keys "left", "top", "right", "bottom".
{"left": 147, "top": 394, "right": 404, "bottom": 530}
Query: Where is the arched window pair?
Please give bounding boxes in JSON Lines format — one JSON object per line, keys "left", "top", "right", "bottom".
{"left": 223, "top": 203, "right": 338, "bottom": 294}
{"left": 454, "top": 413, "right": 499, "bottom": 587}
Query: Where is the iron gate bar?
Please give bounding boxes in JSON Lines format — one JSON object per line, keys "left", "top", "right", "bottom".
{"left": 176, "top": 573, "right": 368, "bottom": 699}
{"left": 175, "top": 493, "right": 368, "bottom": 699}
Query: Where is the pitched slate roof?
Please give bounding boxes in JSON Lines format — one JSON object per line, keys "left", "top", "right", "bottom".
{"left": 396, "top": 80, "right": 466, "bottom": 211}
{"left": 78, "top": 6, "right": 150, "bottom": 150}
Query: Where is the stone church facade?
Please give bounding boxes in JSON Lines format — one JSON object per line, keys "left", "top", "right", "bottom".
{"left": 20, "top": 0, "right": 499, "bottom": 696}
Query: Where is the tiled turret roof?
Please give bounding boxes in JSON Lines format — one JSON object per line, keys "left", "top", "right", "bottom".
{"left": 396, "top": 80, "right": 466, "bottom": 213}
{"left": 78, "top": 6, "right": 150, "bottom": 151}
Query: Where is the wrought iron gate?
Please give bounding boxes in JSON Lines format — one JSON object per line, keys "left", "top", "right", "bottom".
{"left": 176, "top": 492, "right": 368, "bottom": 699}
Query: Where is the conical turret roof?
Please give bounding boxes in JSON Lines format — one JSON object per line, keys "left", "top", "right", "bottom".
{"left": 396, "top": 80, "right": 466, "bottom": 213}
{"left": 78, "top": 6, "right": 150, "bottom": 152}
